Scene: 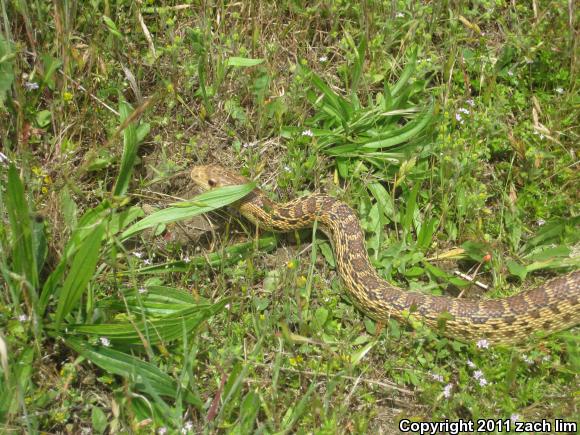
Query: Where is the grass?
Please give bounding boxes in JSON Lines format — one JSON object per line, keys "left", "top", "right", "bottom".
{"left": 1, "top": 0, "right": 579, "bottom": 433}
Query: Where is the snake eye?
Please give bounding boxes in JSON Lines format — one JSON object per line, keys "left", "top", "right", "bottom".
{"left": 208, "top": 178, "right": 217, "bottom": 187}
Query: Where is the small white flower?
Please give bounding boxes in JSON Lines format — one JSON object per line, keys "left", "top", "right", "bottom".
{"left": 225, "top": 304, "right": 231, "bottom": 310}
{"left": 526, "top": 58, "right": 534, "bottom": 64}
{"left": 459, "top": 107, "right": 470, "bottom": 114}
{"left": 143, "top": 259, "right": 152, "bottom": 265}
{"left": 100, "top": 337, "right": 111, "bottom": 347}
{"left": 24, "top": 82, "right": 39, "bottom": 91}
{"left": 396, "top": 12, "right": 405, "bottom": 18}
{"left": 301, "top": 129, "right": 314, "bottom": 137}
{"left": 542, "top": 355, "right": 551, "bottom": 362}
{"left": 455, "top": 113, "right": 464, "bottom": 124}
{"left": 555, "top": 87, "right": 564, "bottom": 94}
{"left": 476, "top": 339, "right": 489, "bottom": 349}
{"left": 133, "top": 251, "right": 144, "bottom": 259}
{"left": 181, "top": 421, "right": 193, "bottom": 433}
{"left": 507, "top": 70, "right": 514, "bottom": 76}
{"left": 479, "top": 377, "right": 488, "bottom": 386}
{"left": 511, "top": 413, "right": 520, "bottom": 422}
{"left": 537, "top": 218, "right": 546, "bottom": 226}
{"left": 182, "top": 256, "right": 191, "bottom": 263}
{"left": 18, "top": 314, "right": 28, "bottom": 322}
{"left": 443, "top": 383, "right": 453, "bottom": 398}
{"left": 522, "top": 355, "right": 534, "bottom": 365}
{"left": 467, "top": 359, "right": 477, "bottom": 369}
{"left": 466, "top": 99, "right": 475, "bottom": 106}
{"left": 319, "top": 55, "right": 328, "bottom": 63}
{"left": 158, "top": 428, "right": 167, "bottom": 435}
{"left": 284, "top": 165, "right": 291, "bottom": 172}
{"left": 431, "top": 373, "right": 444, "bottom": 382}
{"left": 138, "top": 287, "right": 147, "bottom": 294}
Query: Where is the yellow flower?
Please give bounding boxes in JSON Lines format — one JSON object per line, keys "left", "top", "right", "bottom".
{"left": 286, "top": 260, "right": 296, "bottom": 270}
{"left": 289, "top": 355, "right": 303, "bottom": 366}
{"left": 63, "top": 91, "right": 73, "bottom": 102}
{"left": 296, "top": 275, "right": 307, "bottom": 287}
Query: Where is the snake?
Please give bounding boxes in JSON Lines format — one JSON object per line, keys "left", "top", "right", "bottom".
{"left": 190, "top": 165, "right": 580, "bottom": 344}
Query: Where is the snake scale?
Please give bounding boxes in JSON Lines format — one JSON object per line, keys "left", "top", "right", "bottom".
{"left": 190, "top": 165, "right": 580, "bottom": 344}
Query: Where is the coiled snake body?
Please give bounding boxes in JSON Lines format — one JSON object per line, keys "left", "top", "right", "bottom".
{"left": 191, "top": 165, "right": 579, "bottom": 344}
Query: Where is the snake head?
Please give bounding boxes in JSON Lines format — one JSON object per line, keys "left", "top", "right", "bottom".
{"left": 190, "top": 165, "right": 250, "bottom": 191}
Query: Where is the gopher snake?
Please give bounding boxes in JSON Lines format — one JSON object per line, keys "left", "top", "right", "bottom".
{"left": 190, "top": 165, "right": 579, "bottom": 344}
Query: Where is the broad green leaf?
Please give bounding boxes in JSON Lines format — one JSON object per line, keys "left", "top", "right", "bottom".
{"left": 401, "top": 184, "right": 419, "bottom": 233}
{"left": 6, "top": 164, "right": 38, "bottom": 292}
{"left": 64, "top": 299, "right": 229, "bottom": 346}
{"left": 0, "top": 35, "right": 15, "bottom": 105}
{"left": 40, "top": 53, "right": 63, "bottom": 90}
{"left": 54, "top": 220, "right": 106, "bottom": 329}
{"left": 417, "top": 218, "right": 437, "bottom": 250}
{"left": 507, "top": 260, "right": 527, "bottom": 280}
{"left": 350, "top": 340, "right": 378, "bottom": 366}
{"left": 65, "top": 337, "right": 202, "bottom": 408}
{"left": 391, "top": 48, "right": 417, "bottom": 96}
{"left": 226, "top": 57, "right": 264, "bottom": 67}
{"left": 356, "top": 108, "right": 433, "bottom": 150}
{"left": 97, "top": 286, "right": 203, "bottom": 316}
{"left": 122, "top": 182, "right": 255, "bottom": 239}
{"left": 103, "top": 15, "right": 122, "bottom": 38}
{"left": 113, "top": 101, "right": 141, "bottom": 196}
{"left": 233, "top": 391, "right": 260, "bottom": 434}
{"left": 368, "top": 182, "right": 396, "bottom": 222}
{"left": 39, "top": 203, "right": 111, "bottom": 314}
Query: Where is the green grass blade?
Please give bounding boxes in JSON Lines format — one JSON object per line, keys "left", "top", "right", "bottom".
{"left": 116, "top": 235, "right": 277, "bottom": 276}
{"left": 122, "top": 182, "right": 255, "bottom": 239}
{"left": 54, "top": 220, "right": 106, "bottom": 329}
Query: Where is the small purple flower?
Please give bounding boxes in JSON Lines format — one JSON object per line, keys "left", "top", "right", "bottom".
{"left": 476, "top": 339, "right": 489, "bottom": 349}
{"left": 24, "top": 81, "right": 39, "bottom": 91}
{"left": 431, "top": 373, "right": 444, "bottom": 382}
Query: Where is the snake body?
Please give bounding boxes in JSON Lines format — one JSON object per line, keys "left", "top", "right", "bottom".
{"left": 190, "top": 165, "right": 580, "bottom": 344}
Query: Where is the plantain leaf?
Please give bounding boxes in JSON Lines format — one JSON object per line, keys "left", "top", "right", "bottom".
{"left": 113, "top": 101, "right": 140, "bottom": 196}
{"left": 65, "top": 337, "right": 202, "bottom": 408}
{"left": 64, "top": 299, "right": 230, "bottom": 346}
{"left": 226, "top": 57, "right": 264, "bottom": 67}
{"left": 54, "top": 220, "right": 106, "bottom": 329}
{"left": 122, "top": 182, "right": 255, "bottom": 239}
{"left": 5, "top": 164, "right": 38, "bottom": 292}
